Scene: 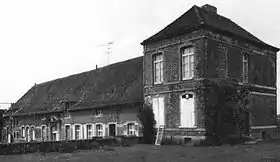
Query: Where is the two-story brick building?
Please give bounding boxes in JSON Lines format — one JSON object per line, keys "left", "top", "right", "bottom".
{"left": 2, "top": 4, "right": 279, "bottom": 143}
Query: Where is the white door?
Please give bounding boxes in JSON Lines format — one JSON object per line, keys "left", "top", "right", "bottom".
{"left": 180, "top": 95, "right": 195, "bottom": 127}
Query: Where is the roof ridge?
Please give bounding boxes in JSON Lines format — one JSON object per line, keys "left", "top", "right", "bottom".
{"left": 193, "top": 5, "right": 205, "bottom": 25}
{"left": 37, "top": 56, "right": 143, "bottom": 87}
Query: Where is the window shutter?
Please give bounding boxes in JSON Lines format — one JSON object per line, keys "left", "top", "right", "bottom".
{"left": 92, "top": 124, "right": 96, "bottom": 137}
{"left": 72, "top": 125, "right": 75, "bottom": 140}
{"left": 158, "top": 97, "right": 165, "bottom": 126}
{"left": 83, "top": 124, "right": 87, "bottom": 139}
{"left": 134, "top": 123, "right": 139, "bottom": 136}
{"left": 152, "top": 98, "right": 159, "bottom": 127}
{"left": 102, "top": 124, "right": 106, "bottom": 137}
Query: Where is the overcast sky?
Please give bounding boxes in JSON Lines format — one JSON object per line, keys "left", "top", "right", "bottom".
{"left": 0, "top": 0, "right": 279, "bottom": 111}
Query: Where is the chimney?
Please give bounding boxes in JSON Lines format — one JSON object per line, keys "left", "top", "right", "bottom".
{"left": 96, "top": 64, "right": 98, "bottom": 69}
{"left": 201, "top": 4, "right": 217, "bottom": 14}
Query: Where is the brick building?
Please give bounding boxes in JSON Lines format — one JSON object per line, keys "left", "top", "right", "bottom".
{"left": 2, "top": 4, "right": 279, "bottom": 143}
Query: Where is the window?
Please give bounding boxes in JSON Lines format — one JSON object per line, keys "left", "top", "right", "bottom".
{"left": 243, "top": 54, "right": 249, "bottom": 83}
{"left": 152, "top": 96, "right": 165, "bottom": 127}
{"left": 95, "top": 110, "right": 102, "bottom": 117}
{"left": 96, "top": 124, "right": 103, "bottom": 137}
{"left": 153, "top": 53, "right": 163, "bottom": 84}
{"left": 127, "top": 123, "right": 135, "bottom": 136}
{"left": 42, "top": 126, "right": 47, "bottom": 141}
{"left": 74, "top": 125, "right": 81, "bottom": 140}
{"left": 181, "top": 47, "right": 194, "bottom": 79}
{"left": 64, "top": 101, "right": 70, "bottom": 118}
{"left": 180, "top": 93, "right": 195, "bottom": 128}
{"left": 86, "top": 124, "right": 93, "bottom": 139}
{"left": 65, "top": 125, "right": 71, "bottom": 140}
{"left": 21, "top": 126, "right": 25, "bottom": 138}
{"left": 30, "top": 127, "right": 35, "bottom": 141}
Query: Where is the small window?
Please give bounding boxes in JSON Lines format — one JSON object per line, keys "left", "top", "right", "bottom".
{"left": 242, "top": 54, "right": 249, "bottom": 83}
{"left": 86, "top": 124, "right": 93, "bottom": 139}
{"left": 127, "top": 123, "right": 136, "bottom": 136}
{"left": 153, "top": 53, "right": 163, "bottom": 84}
{"left": 75, "top": 125, "right": 81, "bottom": 140}
{"left": 181, "top": 46, "right": 194, "bottom": 80}
{"left": 96, "top": 124, "right": 103, "bottom": 137}
{"left": 64, "top": 101, "right": 70, "bottom": 118}
{"left": 95, "top": 110, "right": 102, "bottom": 117}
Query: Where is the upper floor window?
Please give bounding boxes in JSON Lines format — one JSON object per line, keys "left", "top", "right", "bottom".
{"left": 95, "top": 110, "right": 102, "bottom": 117}
{"left": 181, "top": 46, "right": 194, "bottom": 80}
{"left": 242, "top": 54, "right": 249, "bottom": 83}
{"left": 153, "top": 53, "right": 163, "bottom": 84}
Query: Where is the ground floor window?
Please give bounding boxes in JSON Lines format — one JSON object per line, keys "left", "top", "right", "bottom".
{"left": 65, "top": 125, "right": 71, "bottom": 140}
{"left": 86, "top": 124, "right": 93, "bottom": 139}
{"left": 75, "top": 125, "right": 81, "bottom": 140}
{"left": 152, "top": 96, "right": 165, "bottom": 127}
{"left": 21, "top": 127, "right": 25, "bottom": 138}
{"left": 96, "top": 124, "right": 103, "bottom": 137}
{"left": 127, "top": 123, "right": 136, "bottom": 136}
{"left": 42, "top": 126, "right": 47, "bottom": 141}
{"left": 180, "top": 93, "right": 195, "bottom": 128}
{"left": 30, "top": 127, "right": 35, "bottom": 141}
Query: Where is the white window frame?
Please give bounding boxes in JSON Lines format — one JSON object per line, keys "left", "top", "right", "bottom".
{"left": 85, "top": 123, "right": 93, "bottom": 139}
{"left": 153, "top": 53, "right": 163, "bottom": 84}
{"left": 242, "top": 53, "right": 249, "bottom": 83}
{"left": 74, "top": 124, "right": 82, "bottom": 140}
{"left": 64, "top": 124, "right": 71, "bottom": 140}
{"left": 25, "top": 126, "right": 30, "bottom": 142}
{"left": 95, "top": 109, "right": 102, "bottom": 117}
{"left": 127, "top": 123, "right": 136, "bottom": 136}
{"left": 179, "top": 92, "right": 196, "bottom": 128}
{"left": 95, "top": 123, "right": 104, "bottom": 137}
{"left": 181, "top": 46, "right": 194, "bottom": 80}
{"left": 41, "top": 125, "right": 47, "bottom": 141}
{"left": 21, "top": 125, "right": 25, "bottom": 138}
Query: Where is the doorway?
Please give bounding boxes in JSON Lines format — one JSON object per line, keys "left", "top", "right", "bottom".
{"left": 108, "top": 123, "right": 116, "bottom": 137}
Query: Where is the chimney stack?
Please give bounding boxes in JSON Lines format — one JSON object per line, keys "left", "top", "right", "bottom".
{"left": 96, "top": 65, "right": 98, "bottom": 69}
{"left": 201, "top": 4, "right": 217, "bottom": 14}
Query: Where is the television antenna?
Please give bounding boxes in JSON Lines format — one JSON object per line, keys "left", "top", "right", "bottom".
{"left": 95, "top": 41, "right": 114, "bottom": 67}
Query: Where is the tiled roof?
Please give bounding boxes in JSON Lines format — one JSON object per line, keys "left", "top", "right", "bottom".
{"left": 141, "top": 5, "right": 279, "bottom": 51}
{"left": 9, "top": 56, "right": 144, "bottom": 116}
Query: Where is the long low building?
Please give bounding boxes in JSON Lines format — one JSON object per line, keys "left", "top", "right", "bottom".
{"left": 1, "top": 4, "right": 279, "bottom": 143}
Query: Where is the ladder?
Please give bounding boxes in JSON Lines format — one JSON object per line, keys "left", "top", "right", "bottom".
{"left": 155, "top": 125, "right": 165, "bottom": 145}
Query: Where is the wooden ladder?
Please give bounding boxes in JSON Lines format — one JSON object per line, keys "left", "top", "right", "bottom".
{"left": 155, "top": 125, "right": 165, "bottom": 145}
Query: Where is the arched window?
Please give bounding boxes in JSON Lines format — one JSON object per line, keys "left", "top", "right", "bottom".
{"left": 180, "top": 93, "right": 195, "bottom": 128}
{"left": 181, "top": 46, "right": 194, "bottom": 79}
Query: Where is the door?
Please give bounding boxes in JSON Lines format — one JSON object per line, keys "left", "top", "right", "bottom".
{"left": 109, "top": 124, "right": 116, "bottom": 136}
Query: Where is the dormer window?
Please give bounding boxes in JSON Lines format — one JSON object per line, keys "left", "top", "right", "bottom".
{"left": 181, "top": 46, "right": 194, "bottom": 80}
{"left": 95, "top": 109, "right": 102, "bottom": 117}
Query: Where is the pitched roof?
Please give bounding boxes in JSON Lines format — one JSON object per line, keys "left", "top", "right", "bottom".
{"left": 9, "top": 56, "right": 144, "bottom": 116}
{"left": 141, "top": 5, "right": 279, "bottom": 51}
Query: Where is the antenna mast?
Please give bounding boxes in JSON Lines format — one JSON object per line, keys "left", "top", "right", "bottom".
{"left": 95, "top": 41, "right": 114, "bottom": 67}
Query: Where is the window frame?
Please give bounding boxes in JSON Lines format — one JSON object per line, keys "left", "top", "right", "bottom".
{"left": 127, "top": 123, "right": 136, "bottom": 136}
{"left": 85, "top": 124, "right": 93, "bottom": 139}
{"left": 64, "top": 124, "right": 71, "bottom": 140}
{"left": 242, "top": 53, "right": 249, "bottom": 83}
{"left": 41, "top": 125, "right": 47, "bottom": 141}
{"left": 181, "top": 46, "right": 194, "bottom": 80}
{"left": 95, "top": 123, "right": 104, "bottom": 137}
{"left": 153, "top": 53, "right": 164, "bottom": 84}
{"left": 74, "top": 124, "right": 82, "bottom": 140}
{"left": 95, "top": 109, "right": 102, "bottom": 117}
{"left": 179, "top": 92, "right": 196, "bottom": 128}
